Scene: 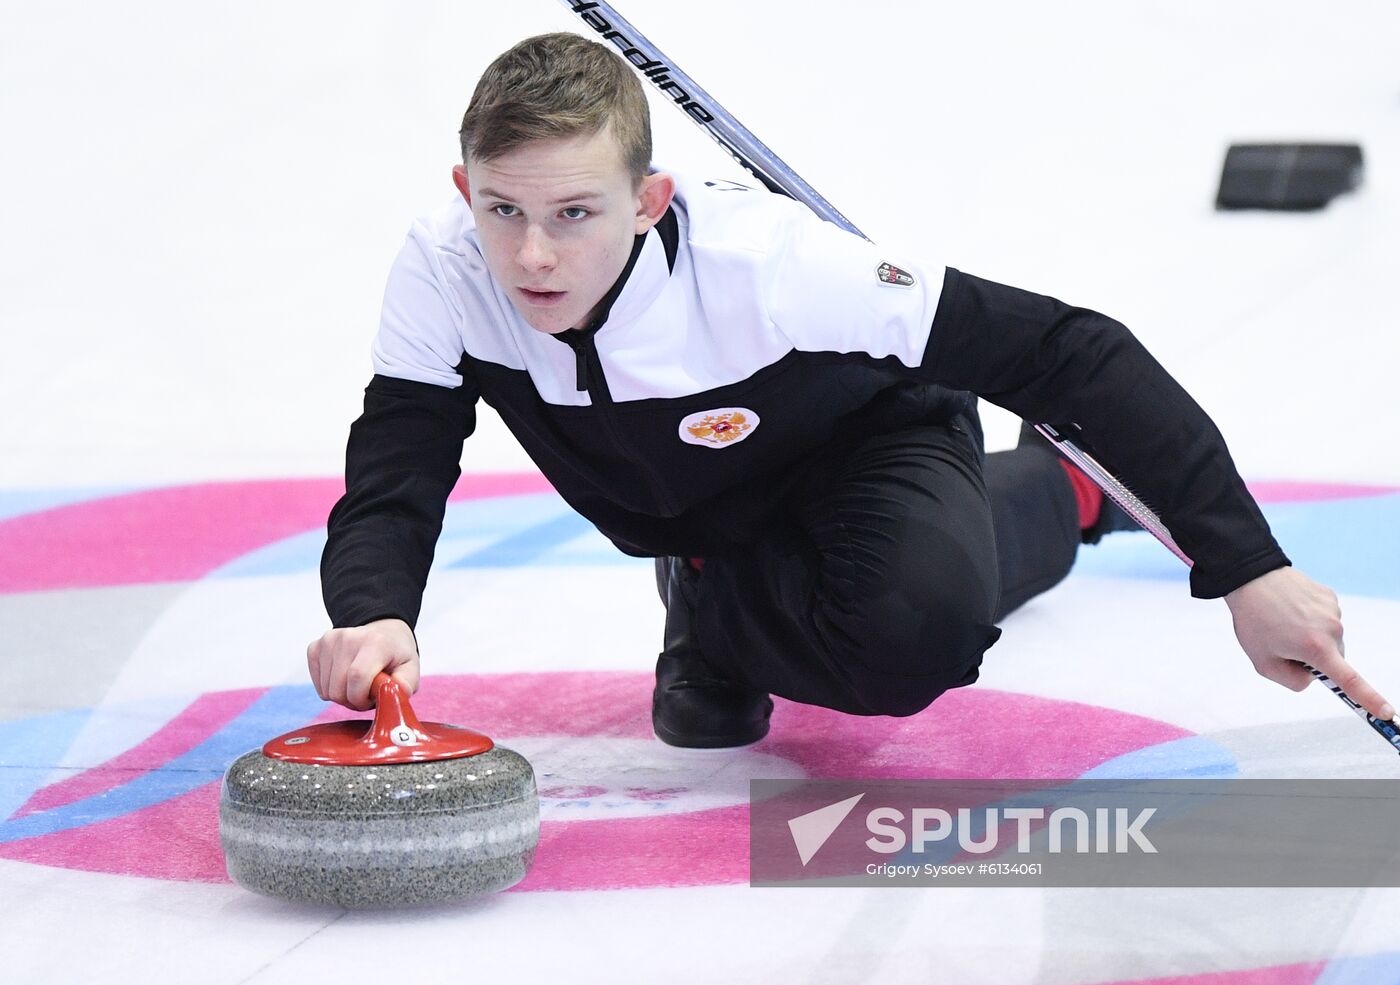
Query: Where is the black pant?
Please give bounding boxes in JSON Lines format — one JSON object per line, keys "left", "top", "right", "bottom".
{"left": 689, "top": 412, "right": 1080, "bottom": 717}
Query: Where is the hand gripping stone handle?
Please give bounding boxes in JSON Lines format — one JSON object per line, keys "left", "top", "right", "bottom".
{"left": 560, "top": 0, "right": 1400, "bottom": 756}
{"left": 261, "top": 673, "right": 495, "bottom": 765}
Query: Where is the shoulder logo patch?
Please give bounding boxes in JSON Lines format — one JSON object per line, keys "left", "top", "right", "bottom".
{"left": 876, "top": 261, "right": 915, "bottom": 287}
{"left": 679, "top": 408, "right": 759, "bottom": 448}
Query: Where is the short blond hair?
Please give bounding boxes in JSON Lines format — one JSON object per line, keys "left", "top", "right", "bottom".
{"left": 459, "top": 33, "right": 652, "bottom": 182}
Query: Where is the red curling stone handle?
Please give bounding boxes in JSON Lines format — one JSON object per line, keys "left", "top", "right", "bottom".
{"left": 262, "top": 672, "right": 494, "bottom": 765}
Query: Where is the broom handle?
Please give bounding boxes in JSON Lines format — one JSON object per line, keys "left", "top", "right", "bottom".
{"left": 559, "top": 2, "right": 865, "bottom": 233}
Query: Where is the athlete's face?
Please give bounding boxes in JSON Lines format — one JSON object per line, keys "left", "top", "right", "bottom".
{"left": 454, "top": 128, "right": 673, "bottom": 334}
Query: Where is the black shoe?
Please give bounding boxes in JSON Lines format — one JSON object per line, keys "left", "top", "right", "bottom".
{"left": 1017, "top": 421, "right": 1139, "bottom": 545}
{"left": 652, "top": 557, "right": 773, "bottom": 748}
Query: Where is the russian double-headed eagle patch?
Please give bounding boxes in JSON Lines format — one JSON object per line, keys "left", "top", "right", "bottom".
{"left": 678, "top": 408, "right": 759, "bottom": 448}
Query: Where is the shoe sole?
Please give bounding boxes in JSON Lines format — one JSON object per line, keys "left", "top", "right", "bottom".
{"left": 652, "top": 716, "right": 771, "bottom": 749}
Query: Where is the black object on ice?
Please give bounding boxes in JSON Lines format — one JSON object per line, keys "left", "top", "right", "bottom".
{"left": 1215, "top": 143, "right": 1364, "bottom": 211}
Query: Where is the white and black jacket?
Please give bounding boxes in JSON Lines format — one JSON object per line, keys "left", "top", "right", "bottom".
{"left": 322, "top": 171, "right": 1288, "bottom": 629}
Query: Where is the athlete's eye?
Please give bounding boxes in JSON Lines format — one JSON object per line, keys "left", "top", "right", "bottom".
{"left": 491, "top": 204, "right": 519, "bottom": 218}
{"left": 560, "top": 206, "right": 590, "bottom": 220}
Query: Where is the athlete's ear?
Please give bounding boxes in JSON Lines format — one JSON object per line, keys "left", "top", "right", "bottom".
{"left": 452, "top": 164, "right": 472, "bottom": 206}
{"left": 634, "top": 171, "right": 675, "bottom": 234}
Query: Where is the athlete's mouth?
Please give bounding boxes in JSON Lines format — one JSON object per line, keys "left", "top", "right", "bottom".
{"left": 518, "top": 287, "right": 566, "bottom": 306}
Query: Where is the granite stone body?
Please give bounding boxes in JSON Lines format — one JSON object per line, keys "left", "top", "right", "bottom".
{"left": 219, "top": 745, "right": 539, "bottom": 908}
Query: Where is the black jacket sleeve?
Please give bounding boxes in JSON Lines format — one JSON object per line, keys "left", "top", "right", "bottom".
{"left": 924, "top": 268, "right": 1289, "bottom": 599}
{"left": 320, "top": 370, "right": 478, "bottom": 628}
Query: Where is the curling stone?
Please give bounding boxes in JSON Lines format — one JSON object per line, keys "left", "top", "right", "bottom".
{"left": 219, "top": 672, "right": 538, "bottom": 908}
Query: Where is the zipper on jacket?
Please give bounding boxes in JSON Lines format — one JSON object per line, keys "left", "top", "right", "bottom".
{"left": 555, "top": 327, "right": 681, "bottom": 516}
{"left": 572, "top": 341, "right": 590, "bottom": 392}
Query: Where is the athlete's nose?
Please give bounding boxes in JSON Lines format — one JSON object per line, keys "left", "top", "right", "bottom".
{"left": 517, "top": 224, "right": 557, "bottom": 272}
